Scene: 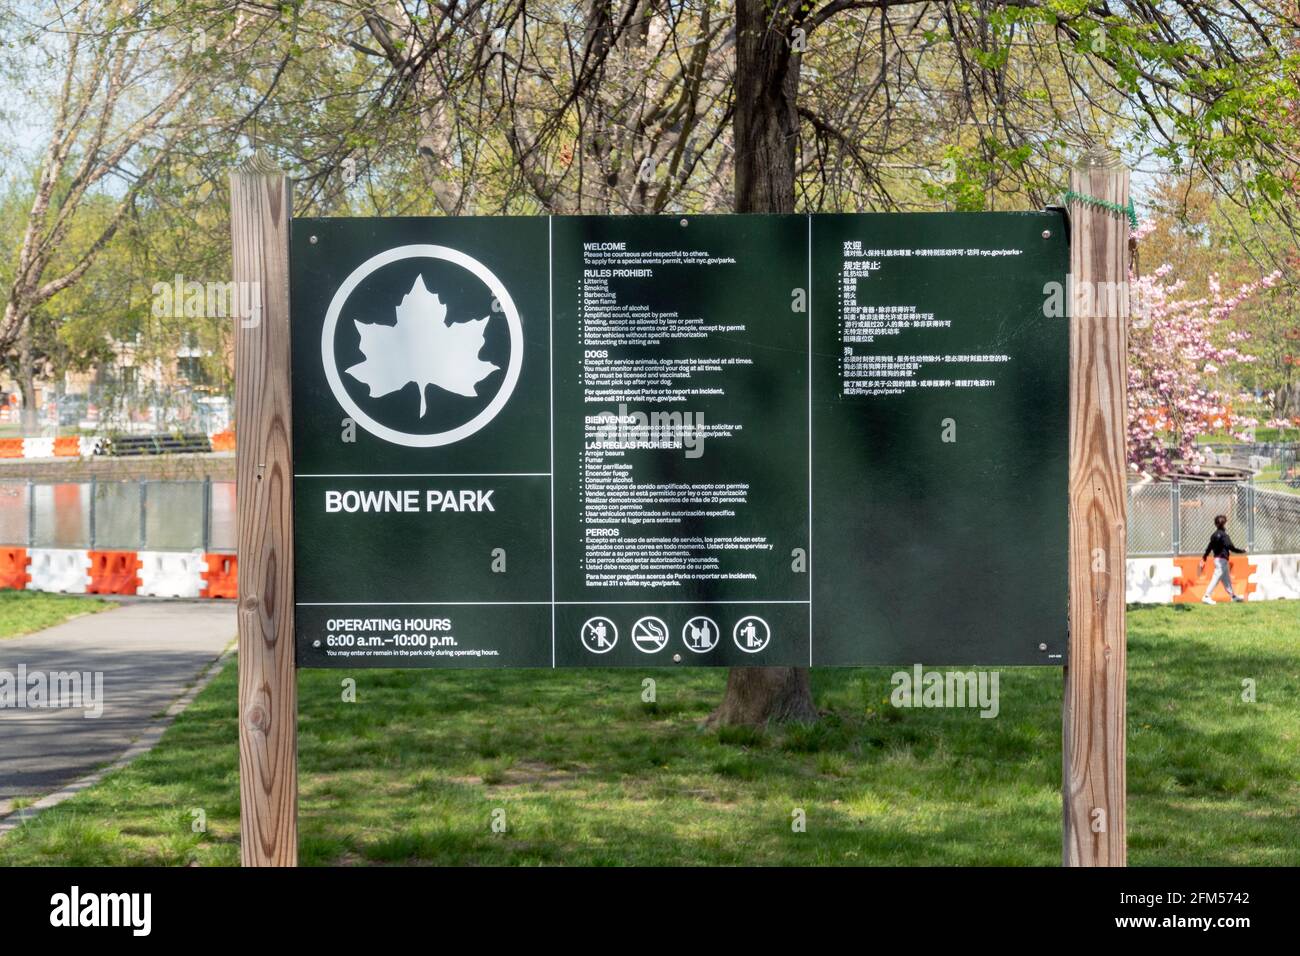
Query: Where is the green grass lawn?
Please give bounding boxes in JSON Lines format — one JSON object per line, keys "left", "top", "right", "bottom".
{"left": 1254, "top": 464, "right": 1300, "bottom": 495}
{"left": 0, "top": 591, "right": 112, "bottom": 639}
{"left": 0, "top": 602, "right": 1295, "bottom": 866}
{"left": 1196, "top": 428, "right": 1300, "bottom": 444}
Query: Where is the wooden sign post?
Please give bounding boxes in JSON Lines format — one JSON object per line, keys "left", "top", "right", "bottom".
{"left": 231, "top": 156, "right": 298, "bottom": 866}
{"left": 1063, "top": 149, "right": 1130, "bottom": 866}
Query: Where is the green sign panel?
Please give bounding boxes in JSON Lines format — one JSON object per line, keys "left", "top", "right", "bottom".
{"left": 290, "top": 212, "right": 1068, "bottom": 668}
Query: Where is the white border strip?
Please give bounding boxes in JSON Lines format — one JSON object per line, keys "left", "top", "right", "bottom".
{"left": 807, "top": 214, "right": 814, "bottom": 666}
{"left": 548, "top": 216, "right": 558, "bottom": 667}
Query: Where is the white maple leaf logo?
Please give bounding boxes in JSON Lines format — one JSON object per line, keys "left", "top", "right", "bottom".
{"left": 344, "top": 275, "right": 501, "bottom": 417}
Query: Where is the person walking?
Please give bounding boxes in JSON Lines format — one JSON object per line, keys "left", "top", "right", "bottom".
{"left": 1199, "top": 514, "right": 1246, "bottom": 604}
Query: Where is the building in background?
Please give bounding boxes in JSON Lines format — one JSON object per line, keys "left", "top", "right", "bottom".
{"left": 0, "top": 332, "right": 231, "bottom": 434}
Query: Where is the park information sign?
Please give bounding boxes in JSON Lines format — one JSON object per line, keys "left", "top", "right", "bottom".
{"left": 290, "top": 212, "right": 1068, "bottom": 669}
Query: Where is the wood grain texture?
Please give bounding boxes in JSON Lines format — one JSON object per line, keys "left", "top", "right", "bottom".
{"left": 230, "top": 160, "right": 297, "bottom": 867}
{"left": 1063, "top": 156, "right": 1129, "bottom": 867}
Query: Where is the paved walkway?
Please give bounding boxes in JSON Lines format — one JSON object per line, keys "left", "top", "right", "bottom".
{"left": 0, "top": 600, "right": 235, "bottom": 802}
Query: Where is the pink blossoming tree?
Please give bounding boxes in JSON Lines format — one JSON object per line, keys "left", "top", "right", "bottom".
{"left": 1127, "top": 222, "right": 1282, "bottom": 475}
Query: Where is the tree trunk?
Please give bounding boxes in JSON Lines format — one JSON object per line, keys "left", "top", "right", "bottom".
{"left": 18, "top": 318, "right": 39, "bottom": 433}
{"left": 733, "top": 0, "right": 801, "bottom": 217}
{"left": 708, "top": 0, "right": 818, "bottom": 727}
{"left": 708, "top": 666, "right": 817, "bottom": 727}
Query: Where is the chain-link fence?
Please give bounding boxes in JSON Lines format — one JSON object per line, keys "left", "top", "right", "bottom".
{"left": 0, "top": 479, "right": 235, "bottom": 552}
{"left": 14, "top": 384, "right": 232, "bottom": 435}
{"left": 1128, "top": 481, "right": 1300, "bottom": 556}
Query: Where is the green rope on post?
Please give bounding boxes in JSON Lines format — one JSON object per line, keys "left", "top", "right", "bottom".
{"left": 1063, "top": 189, "right": 1138, "bottom": 231}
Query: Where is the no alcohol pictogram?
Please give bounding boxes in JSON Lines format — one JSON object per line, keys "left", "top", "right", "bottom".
{"left": 682, "top": 616, "right": 719, "bottom": 653}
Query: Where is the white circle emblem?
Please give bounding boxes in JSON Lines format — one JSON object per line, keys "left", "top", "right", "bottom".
{"left": 320, "top": 244, "right": 522, "bottom": 447}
